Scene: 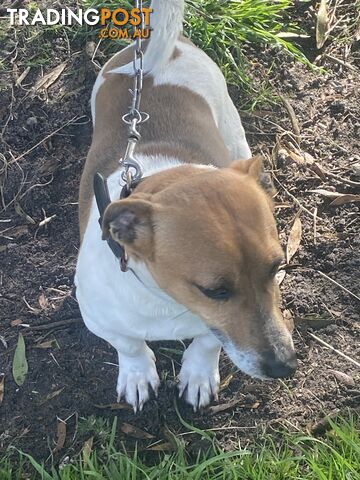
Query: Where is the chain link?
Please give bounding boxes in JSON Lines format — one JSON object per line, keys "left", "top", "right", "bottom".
{"left": 120, "top": 0, "right": 149, "bottom": 191}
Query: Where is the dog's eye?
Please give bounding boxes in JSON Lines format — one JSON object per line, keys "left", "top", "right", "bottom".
{"left": 197, "top": 285, "right": 232, "bottom": 300}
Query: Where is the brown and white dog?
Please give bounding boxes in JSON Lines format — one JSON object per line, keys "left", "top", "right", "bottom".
{"left": 75, "top": 0, "right": 297, "bottom": 412}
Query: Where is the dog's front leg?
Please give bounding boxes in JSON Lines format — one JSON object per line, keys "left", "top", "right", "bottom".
{"left": 178, "top": 333, "right": 221, "bottom": 411}
{"left": 110, "top": 335, "right": 160, "bottom": 412}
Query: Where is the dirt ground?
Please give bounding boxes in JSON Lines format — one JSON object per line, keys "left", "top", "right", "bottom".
{"left": 0, "top": 0, "right": 359, "bottom": 465}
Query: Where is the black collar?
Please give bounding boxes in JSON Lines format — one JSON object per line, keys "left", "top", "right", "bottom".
{"left": 93, "top": 172, "right": 141, "bottom": 272}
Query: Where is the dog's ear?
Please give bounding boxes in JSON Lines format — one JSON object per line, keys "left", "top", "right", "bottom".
{"left": 230, "top": 155, "right": 275, "bottom": 196}
{"left": 102, "top": 196, "right": 154, "bottom": 259}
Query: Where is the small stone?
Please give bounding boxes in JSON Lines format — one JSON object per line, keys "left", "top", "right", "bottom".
{"left": 26, "top": 116, "right": 38, "bottom": 127}
{"left": 85, "top": 41, "right": 96, "bottom": 58}
{"left": 352, "top": 163, "right": 360, "bottom": 177}
{"left": 244, "top": 393, "right": 256, "bottom": 404}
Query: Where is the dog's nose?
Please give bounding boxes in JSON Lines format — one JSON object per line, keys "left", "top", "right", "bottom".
{"left": 261, "top": 350, "right": 297, "bottom": 378}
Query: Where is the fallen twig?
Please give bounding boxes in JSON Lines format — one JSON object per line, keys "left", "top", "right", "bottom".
{"left": 313, "top": 207, "right": 318, "bottom": 245}
{"left": 318, "top": 271, "right": 360, "bottom": 302}
{"left": 324, "top": 53, "right": 358, "bottom": 72}
{"left": 279, "top": 95, "right": 301, "bottom": 141}
{"left": 39, "top": 214, "right": 56, "bottom": 227}
{"left": 273, "top": 173, "right": 319, "bottom": 220}
{"left": 309, "top": 332, "right": 360, "bottom": 369}
{"left": 24, "top": 318, "right": 82, "bottom": 331}
{"left": 9, "top": 116, "right": 81, "bottom": 165}
{"left": 313, "top": 162, "right": 360, "bottom": 187}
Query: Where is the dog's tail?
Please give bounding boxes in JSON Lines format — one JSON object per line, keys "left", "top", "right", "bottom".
{"left": 110, "top": 0, "right": 184, "bottom": 75}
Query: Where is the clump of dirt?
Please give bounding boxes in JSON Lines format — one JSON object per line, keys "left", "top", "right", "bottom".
{"left": 0, "top": 0, "right": 359, "bottom": 465}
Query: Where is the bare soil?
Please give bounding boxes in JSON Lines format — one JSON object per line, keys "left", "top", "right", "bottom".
{"left": 0, "top": 0, "right": 359, "bottom": 465}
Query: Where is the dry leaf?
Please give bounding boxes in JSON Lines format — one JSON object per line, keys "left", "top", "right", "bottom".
{"left": 295, "top": 316, "right": 334, "bottom": 329}
{"left": 14, "top": 202, "right": 35, "bottom": 224}
{"left": 286, "top": 217, "right": 302, "bottom": 264}
{"left": 276, "top": 270, "right": 286, "bottom": 286}
{"left": 209, "top": 397, "right": 243, "bottom": 415}
{"left": 287, "top": 149, "right": 308, "bottom": 165}
{"left": 310, "top": 189, "right": 342, "bottom": 198}
{"left": 12, "top": 333, "right": 28, "bottom": 386}
{"left": 0, "top": 375, "right": 4, "bottom": 406}
{"left": 275, "top": 203, "right": 292, "bottom": 210}
{"left": 16, "top": 66, "right": 31, "bottom": 87}
{"left": 35, "top": 340, "right": 56, "bottom": 349}
{"left": 316, "top": 0, "right": 329, "bottom": 49}
{"left": 10, "top": 319, "right": 23, "bottom": 327}
{"left": 38, "top": 158, "right": 59, "bottom": 177}
{"left": 34, "top": 62, "right": 66, "bottom": 92}
{"left": 283, "top": 309, "right": 295, "bottom": 329}
{"left": 82, "top": 436, "right": 94, "bottom": 456}
{"left": 329, "top": 194, "right": 360, "bottom": 207}
{"left": 277, "top": 145, "right": 314, "bottom": 167}
{"left": 276, "top": 32, "right": 310, "bottom": 40}
{"left": 38, "top": 292, "right": 49, "bottom": 310}
{"left": 39, "top": 214, "right": 56, "bottom": 228}
{"left": 329, "top": 370, "right": 355, "bottom": 386}
{"left": 219, "top": 372, "right": 235, "bottom": 391}
{"left": 40, "top": 387, "right": 64, "bottom": 405}
{"left": 94, "top": 402, "right": 132, "bottom": 411}
{"left": 53, "top": 421, "right": 67, "bottom": 453}
{"left": 147, "top": 442, "right": 174, "bottom": 451}
{"left": 310, "top": 189, "right": 360, "bottom": 206}
{"left": 311, "top": 162, "right": 327, "bottom": 180}
{"left": 302, "top": 152, "right": 316, "bottom": 165}
{"left": 121, "top": 423, "right": 155, "bottom": 439}
{"left": 7, "top": 225, "right": 28, "bottom": 239}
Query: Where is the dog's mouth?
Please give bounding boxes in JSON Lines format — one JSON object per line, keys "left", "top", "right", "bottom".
{"left": 210, "top": 328, "right": 297, "bottom": 380}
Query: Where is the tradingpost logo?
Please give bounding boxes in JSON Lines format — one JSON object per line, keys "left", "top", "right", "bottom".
{"left": 6, "top": 6, "right": 153, "bottom": 40}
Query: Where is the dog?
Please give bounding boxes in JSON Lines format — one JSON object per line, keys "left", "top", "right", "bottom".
{"left": 75, "top": 0, "right": 297, "bottom": 412}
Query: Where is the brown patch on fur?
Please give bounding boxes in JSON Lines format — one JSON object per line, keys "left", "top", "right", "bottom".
{"left": 171, "top": 46, "right": 181, "bottom": 60}
{"left": 79, "top": 38, "right": 230, "bottom": 239}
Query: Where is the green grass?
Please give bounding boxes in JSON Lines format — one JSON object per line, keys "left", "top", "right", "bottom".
{"left": 79, "top": 0, "right": 309, "bottom": 107}
{"left": 185, "top": 0, "right": 309, "bottom": 83}
{"left": 1, "top": 413, "right": 359, "bottom": 479}
{"left": 0, "top": 0, "right": 310, "bottom": 106}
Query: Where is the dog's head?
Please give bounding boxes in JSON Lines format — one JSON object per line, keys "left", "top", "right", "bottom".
{"left": 102, "top": 156, "right": 297, "bottom": 379}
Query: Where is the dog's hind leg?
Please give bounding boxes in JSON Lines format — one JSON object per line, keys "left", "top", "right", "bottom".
{"left": 108, "top": 335, "right": 160, "bottom": 412}
{"left": 178, "top": 333, "right": 221, "bottom": 411}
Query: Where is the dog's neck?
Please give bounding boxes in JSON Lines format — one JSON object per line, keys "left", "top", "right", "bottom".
{"left": 127, "top": 151, "right": 184, "bottom": 180}
{"left": 137, "top": 141, "right": 217, "bottom": 168}
{"left": 117, "top": 146, "right": 216, "bottom": 194}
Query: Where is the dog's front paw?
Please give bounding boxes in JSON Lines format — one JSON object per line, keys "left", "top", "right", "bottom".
{"left": 178, "top": 360, "right": 220, "bottom": 411}
{"left": 117, "top": 347, "right": 160, "bottom": 412}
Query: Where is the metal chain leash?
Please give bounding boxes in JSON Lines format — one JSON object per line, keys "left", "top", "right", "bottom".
{"left": 120, "top": 0, "right": 149, "bottom": 192}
